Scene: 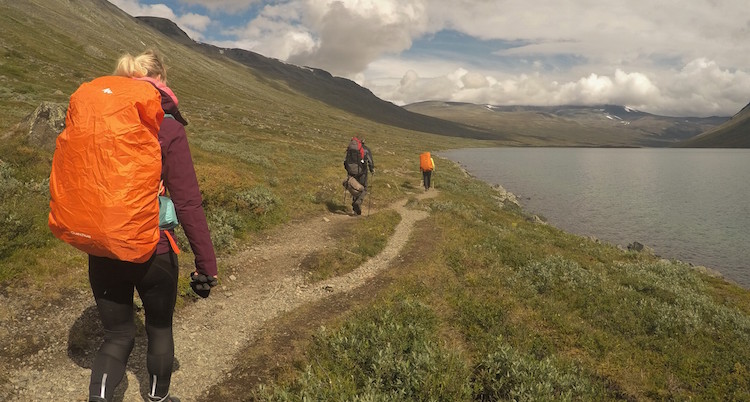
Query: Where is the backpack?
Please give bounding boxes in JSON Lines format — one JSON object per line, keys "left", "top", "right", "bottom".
{"left": 344, "top": 137, "right": 365, "bottom": 176}
{"left": 48, "top": 76, "right": 164, "bottom": 263}
{"left": 342, "top": 175, "right": 364, "bottom": 197}
{"left": 420, "top": 152, "right": 434, "bottom": 172}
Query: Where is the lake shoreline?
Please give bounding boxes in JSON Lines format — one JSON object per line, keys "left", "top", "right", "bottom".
{"left": 451, "top": 160, "right": 739, "bottom": 289}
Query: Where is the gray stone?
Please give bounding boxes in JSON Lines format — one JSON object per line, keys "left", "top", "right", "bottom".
{"left": 16, "top": 102, "right": 67, "bottom": 152}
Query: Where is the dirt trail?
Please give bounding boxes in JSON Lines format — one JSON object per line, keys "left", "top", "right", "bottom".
{"left": 2, "top": 189, "right": 438, "bottom": 401}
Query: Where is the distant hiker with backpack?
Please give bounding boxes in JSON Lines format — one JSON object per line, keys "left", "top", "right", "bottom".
{"left": 420, "top": 151, "right": 435, "bottom": 190}
{"left": 49, "top": 50, "right": 217, "bottom": 402}
{"left": 342, "top": 136, "right": 374, "bottom": 215}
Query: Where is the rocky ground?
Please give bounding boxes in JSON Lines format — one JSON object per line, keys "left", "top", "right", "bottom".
{"left": 0, "top": 189, "right": 438, "bottom": 401}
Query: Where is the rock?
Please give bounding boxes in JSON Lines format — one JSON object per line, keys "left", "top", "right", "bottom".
{"left": 627, "top": 241, "right": 653, "bottom": 253}
{"left": 12, "top": 102, "right": 67, "bottom": 152}
{"left": 627, "top": 241, "right": 644, "bottom": 252}
{"left": 526, "top": 215, "right": 546, "bottom": 224}
{"left": 491, "top": 183, "right": 520, "bottom": 206}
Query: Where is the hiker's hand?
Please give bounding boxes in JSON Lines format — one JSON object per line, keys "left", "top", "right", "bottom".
{"left": 190, "top": 271, "right": 218, "bottom": 298}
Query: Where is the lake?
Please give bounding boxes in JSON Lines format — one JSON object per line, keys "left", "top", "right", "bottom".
{"left": 441, "top": 147, "right": 750, "bottom": 289}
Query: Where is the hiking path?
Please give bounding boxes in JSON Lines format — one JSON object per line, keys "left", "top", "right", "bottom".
{"left": 1, "top": 189, "right": 438, "bottom": 401}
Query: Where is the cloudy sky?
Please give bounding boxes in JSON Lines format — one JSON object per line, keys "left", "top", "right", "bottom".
{"left": 110, "top": 0, "right": 750, "bottom": 117}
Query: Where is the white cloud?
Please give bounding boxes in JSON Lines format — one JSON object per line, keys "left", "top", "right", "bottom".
{"left": 364, "top": 59, "right": 749, "bottom": 117}
{"left": 110, "top": 0, "right": 750, "bottom": 117}
{"left": 461, "top": 71, "right": 490, "bottom": 89}
{"left": 110, "top": 0, "right": 211, "bottom": 40}
{"left": 177, "top": 0, "right": 262, "bottom": 12}
{"left": 222, "top": 0, "right": 429, "bottom": 75}
{"left": 178, "top": 13, "right": 211, "bottom": 33}
{"left": 110, "top": 0, "right": 176, "bottom": 19}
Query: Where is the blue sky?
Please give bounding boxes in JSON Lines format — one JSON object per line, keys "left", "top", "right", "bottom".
{"left": 110, "top": 0, "right": 750, "bottom": 117}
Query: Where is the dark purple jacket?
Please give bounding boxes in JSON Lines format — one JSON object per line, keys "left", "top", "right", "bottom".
{"left": 154, "top": 87, "right": 218, "bottom": 277}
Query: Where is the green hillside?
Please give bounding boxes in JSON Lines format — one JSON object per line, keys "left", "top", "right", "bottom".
{"left": 1, "top": 1, "right": 749, "bottom": 401}
{"left": 680, "top": 103, "right": 750, "bottom": 147}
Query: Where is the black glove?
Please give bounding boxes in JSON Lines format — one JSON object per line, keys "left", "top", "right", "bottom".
{"left": 190, "top": 272, "right": 218, "bottom": 298}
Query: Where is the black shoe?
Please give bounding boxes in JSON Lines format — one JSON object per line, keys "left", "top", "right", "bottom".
{"left": 352, "top": 204, "right": 361, "bottom": 215}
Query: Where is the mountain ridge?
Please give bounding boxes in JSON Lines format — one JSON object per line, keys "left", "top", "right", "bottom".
{"left": 404, "top": 101, "right": 729, "bottom": 147}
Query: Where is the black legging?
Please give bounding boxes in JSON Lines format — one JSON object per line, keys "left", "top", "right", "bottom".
{"left": 88, "top": 252, "right": 179, "bottom": 401}
{"left": 422, "top": 170, "right": 432, "bottom": 189}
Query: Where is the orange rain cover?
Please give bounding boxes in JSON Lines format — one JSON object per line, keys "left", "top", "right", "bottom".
{"left": 49, "top": 76, "right": 164, "bottom": 263}
{"left": 420, "top": 152, "right": 433, "bottom": 171}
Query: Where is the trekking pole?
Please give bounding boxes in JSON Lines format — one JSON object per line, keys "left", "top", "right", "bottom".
{"left": 368, "top": 174, "right": 373, "bottom": 216}
{"left": 343, "top": 180, "right": 348, "bottom": 210}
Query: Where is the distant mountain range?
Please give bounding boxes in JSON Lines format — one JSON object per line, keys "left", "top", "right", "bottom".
{"left": 403, "top": 102, "right": 730, "bottom": 147}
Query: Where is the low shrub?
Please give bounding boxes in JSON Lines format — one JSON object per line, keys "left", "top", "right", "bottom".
{"left": 253, "top": 298, "right": 472, "bottom": 401}
{"left": 472, "top": 343, "right": 608, "bottom": 401}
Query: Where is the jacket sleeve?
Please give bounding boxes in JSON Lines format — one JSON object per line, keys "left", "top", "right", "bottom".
{"left": 161, "top": 119, "right": 218, "bottom": 277}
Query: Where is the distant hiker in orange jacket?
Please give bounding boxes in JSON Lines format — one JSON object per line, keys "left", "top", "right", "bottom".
{"left": 80, "top": 50, "right": 217, "bottom": 402}
{"left": 420, "top": 152, "right": 435, "bottom": 190}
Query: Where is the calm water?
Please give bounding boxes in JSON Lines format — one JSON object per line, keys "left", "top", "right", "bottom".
{"left": 442, "top": 148, "right": 750, "bottom": 288}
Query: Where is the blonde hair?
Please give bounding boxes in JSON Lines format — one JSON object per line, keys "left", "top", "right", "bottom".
{"left": 113, "top": 49, "right": 167, "bottom": 82}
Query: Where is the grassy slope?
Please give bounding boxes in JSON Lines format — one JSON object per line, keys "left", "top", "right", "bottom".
{"left": 680, "top": 104, "right": 750, "bottom": 147}
{"left": 1, "top": 1, "right": 749, "bottom": 400}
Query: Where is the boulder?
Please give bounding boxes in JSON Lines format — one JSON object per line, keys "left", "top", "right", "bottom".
{"left": 627, "top": 241, "right": 653, "bottom": 253}
{"left": 14, "top": 102, "right": 67, "bottom": 152}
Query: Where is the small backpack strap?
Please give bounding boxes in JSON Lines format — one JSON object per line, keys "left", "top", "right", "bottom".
{"left": 165, "top": 230, "right": 180, "bottom": 254}
{"left": 159, "top": 179, "right": 180, "bottom": 254}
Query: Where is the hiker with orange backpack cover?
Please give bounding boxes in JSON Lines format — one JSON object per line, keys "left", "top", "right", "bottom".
{"left": 49, "top": 50, "right": 217, "bottom": 402}
{"left": 420, "top": 152, "right": 435, "bottom": 190}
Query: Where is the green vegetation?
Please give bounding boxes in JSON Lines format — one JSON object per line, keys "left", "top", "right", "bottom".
{"left": 300, "top": 209, "right": 401, "bottom": 282}
{"left": 232, "top": 162, "right": 750, "bottom": 401}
